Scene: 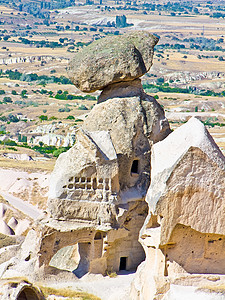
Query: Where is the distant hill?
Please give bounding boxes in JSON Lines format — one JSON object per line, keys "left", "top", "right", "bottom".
{"left": 0, "top": 0, "right": 76, "bottom": 18}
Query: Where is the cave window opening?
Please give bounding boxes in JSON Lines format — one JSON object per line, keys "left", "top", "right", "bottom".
{"left": 93, "top": 178, "right": 97, "bottom": 190}
{"left": 94, "top": 232, "right": 102, "bottom": 240}
{"left": 17, "top": 291, "right": 28, "bottom": 300}
{"left": 131, "top": 159, "right": 139, "bottom": 175}
{"left": 119, "top": 257, "right": 127, "bottom": 270}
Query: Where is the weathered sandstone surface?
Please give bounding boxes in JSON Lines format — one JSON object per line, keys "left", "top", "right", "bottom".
{"left": 83, "top": 93, "right": 170, "bottom": 145}
{"left": 68, "top": 31, "right": 158, "bottom": 92}
{"left": 147, "top": 117, "right": 225, "bottom": 244}
{"left": 48, "top": 95, "right": 170, "bottom": 223}
{"left": 44, "top": 91, "right": 170, "bottom": 278}
{"left": 131, "top": 117, "right": 225, "bottom": 300}
{"left": 97, "top": 78, "right": 144, "bottom": 103}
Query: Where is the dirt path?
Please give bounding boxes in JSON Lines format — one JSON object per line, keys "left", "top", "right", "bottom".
{"left": 0, "top": 191, "right": 42, "bottom": 219}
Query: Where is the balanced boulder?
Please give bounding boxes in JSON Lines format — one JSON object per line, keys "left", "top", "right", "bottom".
{"left": 68, "top": 31, "right": 158, "bottom": 92}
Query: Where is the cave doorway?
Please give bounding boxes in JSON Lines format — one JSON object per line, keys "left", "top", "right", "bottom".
{"left": 16, "top": 287, "right": 40, "bottom": 300}
{"left": 131, "top": 160, "right": 139, "bottom": 175}
{"left": 94, "top": 232, "right": 102, "bottom": 240}
{"left": 119, "top": 257, "right": 127, "bottom": 270}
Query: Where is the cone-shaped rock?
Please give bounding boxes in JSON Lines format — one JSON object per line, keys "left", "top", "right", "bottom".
{"left": 0, "top": 219, "right": 14, "bottom": 235}
{"left": 7, "top": 217, "right": 18, "bottom": 230}
{"left": 131, "top": 117, "right": 225, "bottom": 300}
{"left": 145, "top": 117, "right": 225, "bottom": 245}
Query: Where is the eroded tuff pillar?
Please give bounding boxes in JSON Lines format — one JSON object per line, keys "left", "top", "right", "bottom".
{"left": 132, "top": 117, "right": 225, "bottom": 299}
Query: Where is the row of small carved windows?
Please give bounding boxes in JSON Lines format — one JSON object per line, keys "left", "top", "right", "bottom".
{"left": 64, "top": 177, "right": 110, "bottom": 191}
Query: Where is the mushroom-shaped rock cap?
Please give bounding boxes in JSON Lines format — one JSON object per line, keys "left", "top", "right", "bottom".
{"left": 68, "top": 31, "right": 159, "bottom": 92}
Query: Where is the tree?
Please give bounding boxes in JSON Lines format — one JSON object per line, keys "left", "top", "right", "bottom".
{"left": 78, "top": 104, "right": 88, "bottom": 110}
{"left": 156, "top": 77, "right": 164, "bottom": 85}
{"left": 0, "top": 116, "right": 7, "bottom": 122}
{"left": 53, "top": 148, "right": 68, "bottom": 157}
{"left": 22, "top": 136, "right": 27, "bottom": 143}
{"left": 19, "top": 135, "right": 27, "bottom": 143}
{"left": 39, "top": 115, "right": 48, "bottom": 121}
{"left": 3, "top": 35, "right": 10, "bottom": 41}
{"left": 43, "top": 19, "right": 50, "bottom": 26}
{"left": 8, "top": 114, "right": 19, "bottom": 122}
{"left": 194, "top": 8, "right": 199, "bottom": 14}
{"left": 3, "top": 97, "right": 12, "bottom": 103}
{"left": 67, "top": 115, "right": 75, "bottom": 120}
{"left": 21, "top": 90, "right": 28, "bottom": 98}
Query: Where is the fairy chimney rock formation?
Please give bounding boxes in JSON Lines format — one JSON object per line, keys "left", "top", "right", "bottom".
{"left": 46, "top": 88, "right": 170, "bottom": 275}
{"left": 146, "top": 117, "right": 225, "bottom": 243}
{"left": 48, "top": 30, "right": 170, "bottom": 226}
{"left": 43, "top": 31, "right": 171, "bottom": 277}
{"left": 0, "top": 31, "right": 171, "bottom": 282}
{"left": 132, "top": 117, "right": 225, "bottom": 300}
{"left": 48, "top": 96, "right": 171, "bottom": 224}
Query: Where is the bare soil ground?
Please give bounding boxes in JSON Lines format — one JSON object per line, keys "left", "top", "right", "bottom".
{"left": 39, "top": 271, "right": 135, "bottom": 300}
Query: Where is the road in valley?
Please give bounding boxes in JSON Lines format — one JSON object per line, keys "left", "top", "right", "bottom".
{"left": 0, "top": 190, "right": 42, "bottom": 219}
